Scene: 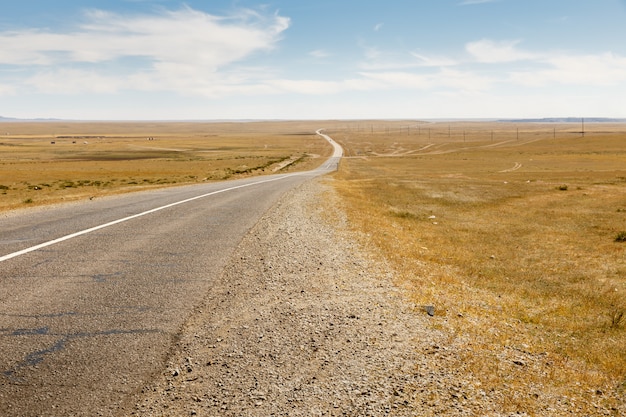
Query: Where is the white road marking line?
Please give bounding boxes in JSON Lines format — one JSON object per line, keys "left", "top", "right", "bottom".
{"left": 1, "top": 130, "right": 343, "bottom": 263}
{"left": 0, "top": 174, "right": 296, "bottom": 263}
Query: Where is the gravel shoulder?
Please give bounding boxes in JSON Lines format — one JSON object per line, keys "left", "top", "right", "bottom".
{"left": 122, "top": 177, "right": 447, "bottom": 416}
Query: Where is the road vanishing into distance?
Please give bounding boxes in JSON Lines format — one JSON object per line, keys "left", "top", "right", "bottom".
{"left": 0, "top": 131, "right": 342, "bottom": 416}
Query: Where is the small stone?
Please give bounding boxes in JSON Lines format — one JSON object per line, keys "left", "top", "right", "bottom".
{"left": 423, "top": 306, "right": 435, "bottom": 316}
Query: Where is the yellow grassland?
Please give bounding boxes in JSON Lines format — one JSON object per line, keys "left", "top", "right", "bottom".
{"left": 327, "top": 121, "right": 626, "bottom": 413}
{"left": 0, "top": 120, "right": 337, "bottom": 211}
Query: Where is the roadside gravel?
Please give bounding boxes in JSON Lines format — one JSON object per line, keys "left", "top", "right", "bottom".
{"left": 121, "top": 177, "right": 624, "bottom": 416}
{"left": 123, "top": 177, "right": 444, "bottom": 416}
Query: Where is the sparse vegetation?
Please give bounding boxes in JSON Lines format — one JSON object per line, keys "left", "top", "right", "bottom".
{"left": 0, "top": 121, "right": 332, "bottom": 211}
{"left": 610, "top": 309, "right": 625, "bottom": 329}
{"left": 615, "top": 231, "right": 626, "bottom": 242}
{"left": 329, "top": 120, "right": 626, "bottom": 413}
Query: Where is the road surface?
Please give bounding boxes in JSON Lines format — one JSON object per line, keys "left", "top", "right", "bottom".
{"left": 0, "top": 131, "right": 341, "bottom": 416}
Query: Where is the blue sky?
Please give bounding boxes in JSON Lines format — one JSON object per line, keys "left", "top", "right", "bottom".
{"left": 1, "top": 0, "right": 625, "bottom": 120}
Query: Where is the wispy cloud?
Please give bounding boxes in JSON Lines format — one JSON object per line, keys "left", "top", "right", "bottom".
{"left": 510, "top": 52, "right": 626, "bottom": 87}
{"left": 374, "top": 23, "right": 384, "bottom": 32}
{"left": 309, "top": 49, "right": 330, "bottom": 59}
{"left": 0, "top": 83, "right": 15, "bottom": 95}
{"left": 2, "top": 2, "right": 624, "bottom": 119}
{"left": 466, "top": 39, "right": 537, "bottom": 63}
{"left": 0, "top": 6, "right": 289, "bottom": 95}
{"left": 465, "top": 38, "right": 626, "bottom": 87}
{"left": 358, "top": 68, "right": 492, "bottom": 92}
{"left": 411, "top": 52, "right": 458, "bottom": 67}
{"left": 267, "top": 79, "right": 343, "bottom": 95}
{"left": 323, "top": 36, "right": 626, "bottom": 99}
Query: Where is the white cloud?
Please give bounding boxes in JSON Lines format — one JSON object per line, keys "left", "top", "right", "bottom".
{"left": 436, "top": 68, "right": 494, "bottom": 91}
{"left": 359, "top": 68, "right": 492, "bottom": 92}
{"left": 466, "top": 39, "right": 626, "bottom": 89}
{"left": 374, "top": 23, "right": 384, "bottom": 32}
{"left": 358, "top": 71, "right": 432, "bottom": 89}
{"left": 267, "top": 79, "right": 343, "bottom": 95}
{"left": 252, "top": 67, "right": 494, "bottom": 97}
{"left": 0, "top": 83, "right": 15, "bottom": 95}
{"left": 511, "top": 52, "right": 626, "bottom": 87}
{"left": 466, "top": 39, "right": 537, "bottom": 63}
{"left": 411, "top": 52, "right": 458, "bottom": 67}
{"left": 358, "top": 47, "right": 459, "bottom": 71}
{"left": 309, "top": 49, "right": 330, "bottom": 59}
{"left": 26, "top": 69, "right": 122, "bottom": 93}
{"left": 2, "top": 4, "right": 624, "bottom": 121}
{"left": 363, "top": 46, "right": 382, "bottom": 61}
{"left": 352, "top": 38, "right": 626, "bottom": 98}
{"left": 0, "top": 7, "right": 290, "bottom": 95}
{"left": 262, "top": 75, "right": 387, "bottom": 95}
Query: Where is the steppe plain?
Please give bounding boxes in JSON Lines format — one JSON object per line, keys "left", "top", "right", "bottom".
{"left": 327, "top": 120, "right": 625, "bottom": 414}
{"left": 1, "top": 120, "right": 624, "bottom": 415}
{"left": 0, "top": 121, "right": 334, "bottom": 211}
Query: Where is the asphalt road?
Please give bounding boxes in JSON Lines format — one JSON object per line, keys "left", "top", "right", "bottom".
{"left": 0, "top": 132, "right": 342, "bottom": 416}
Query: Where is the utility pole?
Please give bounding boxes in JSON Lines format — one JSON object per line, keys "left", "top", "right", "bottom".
{"left": 582, "top": 117, "right": 585, "bottom": 137}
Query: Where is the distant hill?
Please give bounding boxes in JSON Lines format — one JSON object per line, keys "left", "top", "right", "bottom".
{"left": 498, "top": 117, "right": 626, "bottom": 123}
{"left": 0, "top": 115, "right": 62, "bottom": 121}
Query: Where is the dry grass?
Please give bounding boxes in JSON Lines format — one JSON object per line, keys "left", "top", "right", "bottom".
{"left": 328, "top": 121, "right": 626, "bottom": 413}
{"left": 0, "top": 120, "right": 339, "bottom": 212}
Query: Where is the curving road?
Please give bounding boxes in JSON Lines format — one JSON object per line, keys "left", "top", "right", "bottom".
{"left": 0, "top": 131, "right": 341, "bottom": 416}
{"left": 316, "top": 128, "right": 343, "bottom": 159}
